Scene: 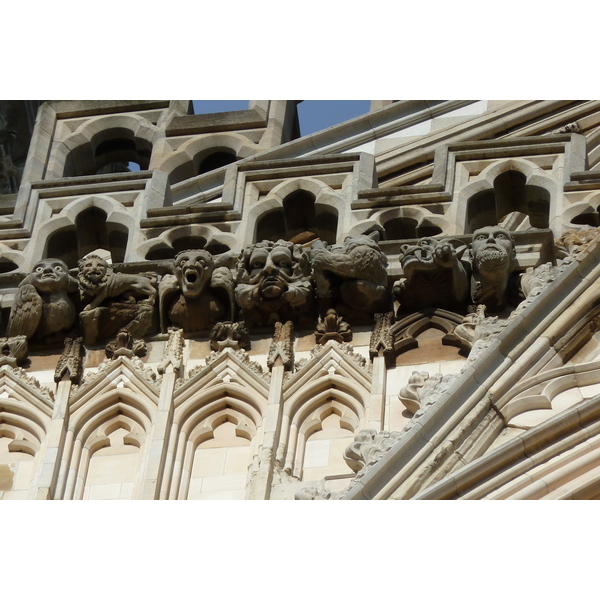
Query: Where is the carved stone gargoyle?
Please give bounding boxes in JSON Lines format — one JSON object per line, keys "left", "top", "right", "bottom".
{"left": 235, "top": 240, "right": 313, "bottom": 328}
{"left": 311, "top": 231, "right": 390, "bottom": 321}
{"left": 159, "top": 249, "right": 237, "bottom": 333}
{"left": 77, "top": 254, "right": 157, "bottom": 345}
{"left": 7, "top": 258, "right": 78, "bottom": 343}
{"left": 393, "top": 237, "right": 469, "bottom": 313}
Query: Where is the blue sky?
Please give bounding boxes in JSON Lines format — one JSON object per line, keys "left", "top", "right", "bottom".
{"left": 192, "top": 100, "right": 371, "bottom": 136}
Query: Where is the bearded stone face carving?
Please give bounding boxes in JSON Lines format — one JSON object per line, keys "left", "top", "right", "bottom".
{"left": 235, "top": 240, "right": 313, "bottom": 327}
{"left": 7, "top": 258, "right": 78, "bottom": 342}
{"left": 470, "top": 226, "right": 517, "bottom": 312}
{"left": 310, "top": 231, "right": 390, "bottom": 320}
{"left": 78, "top": 254, "right": 157, "bottom": 344}
{"left": 393, "top": 237, "right": 469, "bottom": 312}
{"left": 160, "top": 249, "right": 232, "bottom": 332}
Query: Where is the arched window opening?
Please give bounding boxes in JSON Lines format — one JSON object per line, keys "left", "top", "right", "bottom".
{"left": 416, "top": 220, "right": 443, "bottom": 238}
{"left": 571, "top": 207, "right": 600, "bottom": 227}
{"left": 168, "top": 161, "right": 196, "bottom": 186}
{"left": 172, "top": 236, "right": 208, "bottom": 255}
{"left": 283, "top": 190, "right": 318, "bottom": 239}
{"left": 46, "top": 227, "right": 79, "bottom": 269}
{"left": 256, "top": 209, "right": 286, "bottom": 243}
{"left": 466, "top": 170, "right": 550, "bottom": 233}
{"left": 45, "top": 208, "right": 129, "bottom": 268}
{"left": 198, "top": 151, "right": 237, "bottom": 175}
{"left": 255, "top": 192, "right": 338, "bottom": 244}
{"left": 62, "top": 129, "right": 152, "bottom": 178}
{"left": 0, "top": 258, "right": 19, "bottom": 274}
{"left": 144, "top": 236, "right": 231, "bottom": 261}
{"left": 383, "top": 217, "right": 418, "bottom": 240}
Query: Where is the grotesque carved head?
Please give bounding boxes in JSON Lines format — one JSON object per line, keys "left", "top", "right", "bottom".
{"left": 235, "top": 240, "right": 312, "bottom": 327}
{"left": 77, "top": 255, "right": 111, "bottom": 293}
{"left": 471, "top": 226, "right": 516, "bottom": 274}
{"left": 31, "top": 259, "right": 72, "bottom": 293}
{"left": 174, "top": 249, "right": 214, "bottom": 298}
{"left": 399, "top": 238, "right": 439, "bottom": 274}
{"left": 238, "top": 240, "right": 309, "bottom": 300}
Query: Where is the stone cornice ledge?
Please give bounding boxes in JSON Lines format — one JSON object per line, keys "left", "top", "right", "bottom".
{"left": 340, "top": 237, "right": 600, "bottom": 500}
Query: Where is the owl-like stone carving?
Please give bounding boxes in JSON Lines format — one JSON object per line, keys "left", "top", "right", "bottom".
{"left": 7, "top": 258, "right": 78, "bottom": 341}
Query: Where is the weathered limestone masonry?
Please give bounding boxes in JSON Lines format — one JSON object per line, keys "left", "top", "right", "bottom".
{"left": 3, "top": 100, "right": 600, "bottom": 499}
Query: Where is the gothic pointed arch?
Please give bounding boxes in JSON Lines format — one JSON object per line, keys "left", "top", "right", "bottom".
{"left": 46, "top": 113, "right": 159, "bottom": 179}
{"left": 0, "top": 367, "right": 53, "bottom": 499}
{"left": 167, "top": 349, "right": 270, "bottom": 499}
{"left": 280, "top": 342, "right": 371, "bottom": 483}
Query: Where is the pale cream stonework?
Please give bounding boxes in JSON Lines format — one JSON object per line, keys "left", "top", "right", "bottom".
{"left": 1, "top": 100, "right": 600, "bottom": 499}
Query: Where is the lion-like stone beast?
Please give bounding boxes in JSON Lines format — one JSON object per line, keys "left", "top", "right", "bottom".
{"left": 78, "top": 254, "right": 157, "bottom": 344}
{"left": 310, "top": 231, "right": 390, "bottom": 321}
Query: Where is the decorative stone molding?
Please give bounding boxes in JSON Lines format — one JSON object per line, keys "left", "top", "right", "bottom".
{"left": 293, "top": 341, "right": 369, "bottom": 375}
{"left": 453, "top": 304, "right": 487, "bottom": 349}
{"left": 552, "top": 122, "right": 582, "bottom": 134}
{"left": 54, "top": 336, "right": 84, "bottom": 383}
{"left": 268, "top": 320, "right": 294, "bottom": 371}
{"left": 0, "top": 336, "right": 28, "bottom": 367}
{"left": 555, "top": 227, "right": 600, "bottom": 259}
{"left": 3, "top": 365, "right": 54, "bottom": 402}
{"left": 209, "top": 321, "right": 251, "bottom": 352}
{"left": 343, "top": 429, "right": 403, "bottom": 474}
{"left": 311, "top": 231, "right": 390, "bottom": 320}
{"left": 189, "top": 347, "right": 268, "bottom": 383}
{"left": 78, "top": 354, "right": 158, "bottom": 393}
{"left": 369, "top": 312, "right": 395, "bottom": 366}
{"left": 157, "top": 327, "right": 184, "bottom": 376}
{"left": 294, "top": 487, "right": 342, "bottom": 500}
{"left": 398, "top": 371, "right": 430, "bottom": 414}
{"left": 394, "top": 237, "right": 469, "bottom": 312}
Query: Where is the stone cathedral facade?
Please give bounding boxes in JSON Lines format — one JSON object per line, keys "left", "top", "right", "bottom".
{"left": 1, "top": 99, "right": 600, "bottom": 500}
